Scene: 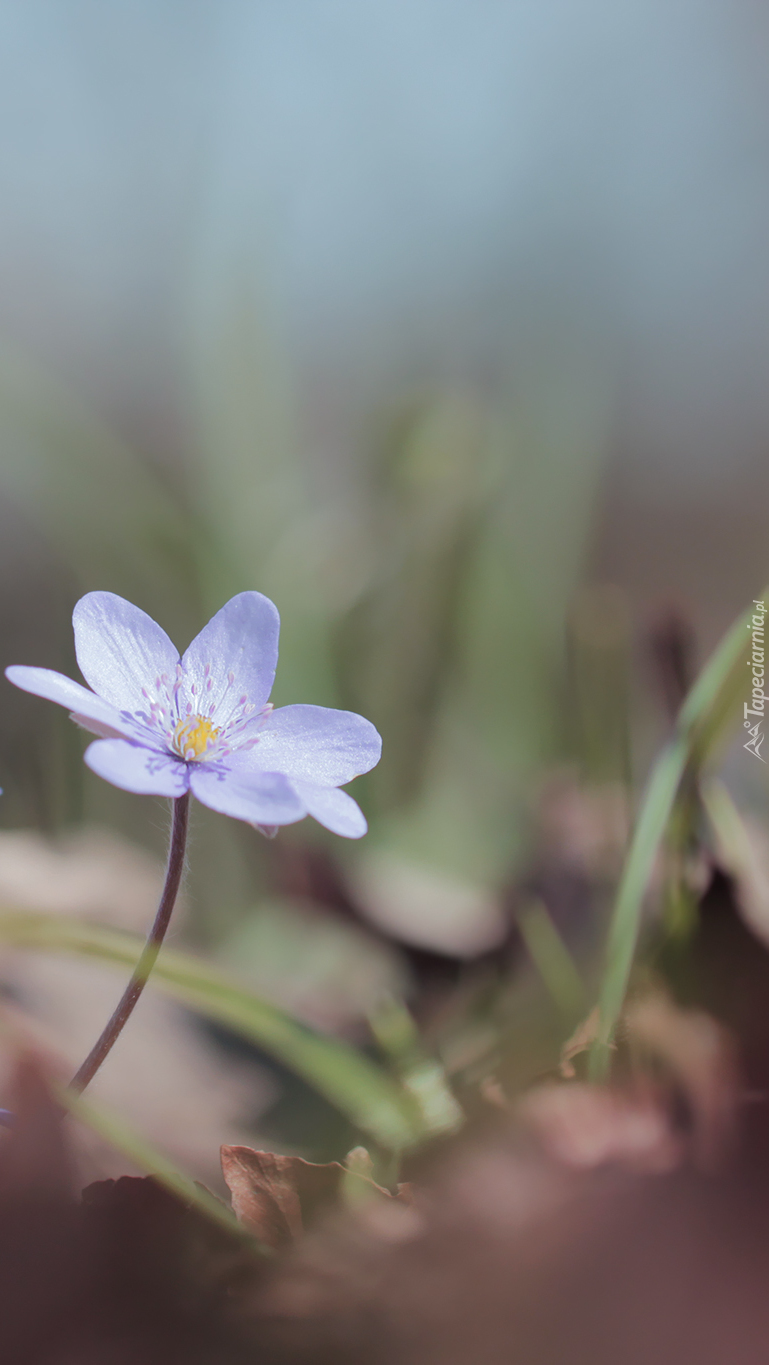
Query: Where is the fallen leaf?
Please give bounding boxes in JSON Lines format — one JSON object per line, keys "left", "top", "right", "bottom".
{"left": 221, "top": 1145, "right": 396, "bottom": 1251}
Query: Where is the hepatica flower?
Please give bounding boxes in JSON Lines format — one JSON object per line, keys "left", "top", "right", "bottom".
{"left": 7, "top": 591, "right": 381, "bottom": 838}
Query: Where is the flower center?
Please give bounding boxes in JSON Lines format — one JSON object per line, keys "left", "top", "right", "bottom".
{"left": 172, "top": 713, "right": 220, "bottom": 761}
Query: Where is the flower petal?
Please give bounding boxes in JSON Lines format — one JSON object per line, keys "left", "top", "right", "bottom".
{"left": 190, "top": 765, "right": 305, "bottom": 826}
{"left": 291, "top": 781, "right": 368, "bottom": 838}
{"left": 181, "top": 592, "right": 280, "bottom": 720}
{"left": 5, "top": 665, "right": 133, "bottom": 737}
{"left": 84, "top": 739, "right": 190, "bottom": 796}
{"left": 245, "top": 705, "right": 382, "bottom": 786}
{"left": 70, "top": 713, "right": 129, "bottom": 740}
{"left": 73, "top": 592, "right": 180, "bottom": 712}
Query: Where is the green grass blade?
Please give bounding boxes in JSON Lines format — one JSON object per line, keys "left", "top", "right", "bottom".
{"left": 0, "top": 912, "right": 423, "bottom": 1150}
{"left": 588, "top": 741, "right": 685, "bottom": 1076}
{"left": 589, "top": 588, "right": 769, "bottom": 1078}
{"left": 517, "top": 899, "right": 586, "bottom": 1018}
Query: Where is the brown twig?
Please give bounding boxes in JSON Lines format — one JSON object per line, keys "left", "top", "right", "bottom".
{"left": 70, "top": 792, "right": 190, "bottom": 1093}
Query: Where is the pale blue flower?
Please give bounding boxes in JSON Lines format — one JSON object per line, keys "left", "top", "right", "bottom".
{"left": 6, "top": 591, "right": 381, "bottom": 838}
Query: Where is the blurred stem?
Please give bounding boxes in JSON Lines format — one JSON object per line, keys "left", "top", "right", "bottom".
{"left": 70, "top": 793, "right": 190, "bottom": 1093}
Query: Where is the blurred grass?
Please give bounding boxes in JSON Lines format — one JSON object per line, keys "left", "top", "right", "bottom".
{"left": 0, "top": 340, "right": 204, "bottom": 635}
{"left": 2, "top": 294, "right": 756, "bottom": 1175}
{"left": 0, "top": 303, "right": 613, "bottom": 898}
{"left": 0, "top": 910, "right": 428, "bottom": 1149}
{"left": 589, "top": 586, "right": 769, "bottom": 1077}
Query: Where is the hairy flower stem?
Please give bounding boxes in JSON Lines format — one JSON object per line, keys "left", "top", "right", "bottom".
{"left": 70, "top": 792, "right": 190, "bottom": 1094}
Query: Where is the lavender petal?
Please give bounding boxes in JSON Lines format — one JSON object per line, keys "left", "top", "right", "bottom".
{"left": 189, "top": 764, "right": 305, "bottom": 826}
{"left": 291, "top": 780, "right": 368, "bottom": 838}
{"left": 5, "top": 665, "right": 134, "bottom": 737}
{"left": 70, "top": 713, "right": 131, "bottom": 740}
{"left": 84, "top": 738, "right": 190, "bottom": 796}
{"left": 73, "top": 591, "right": 180, "bottom": 711}
{"left": 242, "top": 704, "right": 382, "bottom": 786}
{"left": 180, "top": 592, "right": 280, "bottom": 718}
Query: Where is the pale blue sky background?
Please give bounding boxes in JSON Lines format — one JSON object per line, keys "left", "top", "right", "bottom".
{"left": 0, "top": 0, "right": 766, "bottom": 476}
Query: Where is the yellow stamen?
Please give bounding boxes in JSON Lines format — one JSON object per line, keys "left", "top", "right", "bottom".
{"left": 172, "top": 714, "right": 220, "bottom": 760}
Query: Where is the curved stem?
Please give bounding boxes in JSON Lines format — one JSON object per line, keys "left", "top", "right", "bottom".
{"left": 70, "top": 792, "right": 191, "bottom": 1094}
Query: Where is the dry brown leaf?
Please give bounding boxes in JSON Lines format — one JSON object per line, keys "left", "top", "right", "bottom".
{"left": 220, "top": 1145, "right": 399, "bottom": 1251}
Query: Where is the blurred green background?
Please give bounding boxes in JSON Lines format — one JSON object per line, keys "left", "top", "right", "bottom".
{"left": 0, "top": 1, "right": 767, "bottom": 1169}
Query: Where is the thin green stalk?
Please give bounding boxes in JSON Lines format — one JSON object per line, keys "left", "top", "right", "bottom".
{"left": 71, "top": 793, "right": 190, "bottom": 1092}
{"left": 589, "top": 588, "right": 768, "bottom": 1079}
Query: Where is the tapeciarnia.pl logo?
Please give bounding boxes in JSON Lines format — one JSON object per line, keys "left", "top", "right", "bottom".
{"left": 744, "top": 599, "right": 767, "bottom": 761}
